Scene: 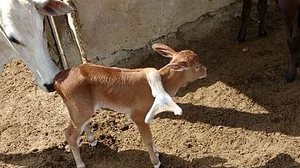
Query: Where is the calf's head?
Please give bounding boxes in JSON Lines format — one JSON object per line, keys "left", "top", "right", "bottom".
{"left": 152, "top": 43, "right": 207, "bottom": 83}
{"left": 0, "top": 0, "right": 73, "bottom": 91}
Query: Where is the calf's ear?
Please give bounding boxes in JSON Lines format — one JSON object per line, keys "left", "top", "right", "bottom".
{"left": 152, "top": 43, "right": 177, "bottom": 58}
{"left": 34, "top": 0, "right": 74, "bottom": 16}
{"left": 166, "top": 61, "right": 189, "bottom": 71}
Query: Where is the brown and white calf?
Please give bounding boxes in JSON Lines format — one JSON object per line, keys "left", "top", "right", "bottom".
{"left": 54, "top": 43, "right": 207, "bottom": 168}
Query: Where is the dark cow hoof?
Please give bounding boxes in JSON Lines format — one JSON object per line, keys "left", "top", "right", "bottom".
{"left": 236, "top": 36, "right": 246, "bottom": 43}
{"left": 284, "top": 74, "right": 296, "bottom": 82}
{"left": 258, "top": 31, "right": 267, "bottom": 38}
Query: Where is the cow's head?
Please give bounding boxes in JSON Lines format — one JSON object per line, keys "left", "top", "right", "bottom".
{"left": 0, "top": 0, "right": 73, "bottom": 91}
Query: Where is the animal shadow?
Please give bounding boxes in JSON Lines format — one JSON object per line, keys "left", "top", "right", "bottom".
{"left": 0, "top": 143, "right": 229, "bottom": 168}
{"left": 257, "top": 153, "right": 300, "bottom": 168}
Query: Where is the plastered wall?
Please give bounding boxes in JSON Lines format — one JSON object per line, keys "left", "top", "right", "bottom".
{"left": 69, "top": 0, "right": 237, "bottom": 66}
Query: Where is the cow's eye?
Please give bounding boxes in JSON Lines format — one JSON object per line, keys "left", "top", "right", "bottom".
{"left": 8, "top": 36, "right": 23, "bottom": 45}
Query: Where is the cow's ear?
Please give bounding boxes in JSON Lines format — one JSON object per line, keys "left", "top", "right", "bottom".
{"left": 34, "top": 0, "right": 74, "bottom": 16}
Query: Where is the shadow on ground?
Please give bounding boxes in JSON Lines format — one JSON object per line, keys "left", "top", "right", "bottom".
{"left": 1, "top": 143, "right": 299, "bottom": 168}
{"left": 143, "top": 4, "right": 300, "bottom": 136}
{"left": 0, "top": 143, "right": 229, "bottom": 168}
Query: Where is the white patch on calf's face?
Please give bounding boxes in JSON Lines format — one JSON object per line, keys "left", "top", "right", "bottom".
{"left": 0, "top": 0, "right": 59, "bottom": 90}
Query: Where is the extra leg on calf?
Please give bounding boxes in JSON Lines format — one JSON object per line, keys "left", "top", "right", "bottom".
{"left": 144, "top": 68, "right": 182, "bottom": 124}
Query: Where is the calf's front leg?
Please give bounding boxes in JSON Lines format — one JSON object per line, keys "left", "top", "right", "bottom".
{"left": 131, "top": 113, "right": 161, "bottom": 168}
{"left": 64, "top": 103, "right": 94, "bottom": 168}
{"left": 65, "top": 123, "right": 86, "bottom": 168}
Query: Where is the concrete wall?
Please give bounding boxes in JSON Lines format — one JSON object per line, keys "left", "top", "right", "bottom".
{"left": 62, "top": 0, "right": 238, "bottom": 66}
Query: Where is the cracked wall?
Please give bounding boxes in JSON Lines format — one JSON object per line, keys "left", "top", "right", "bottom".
{"left": 70, "top": 0, "right": 238, "bottom": 66}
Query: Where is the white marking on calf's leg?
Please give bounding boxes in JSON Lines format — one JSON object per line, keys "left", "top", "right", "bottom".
{"left": 144, "top": 68, "right": 182, "bottom": 124}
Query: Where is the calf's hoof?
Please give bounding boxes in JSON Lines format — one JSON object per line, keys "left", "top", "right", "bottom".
{"left": 174, "top": 106, "right": 183, "bottom": 116}
{"left": 90, "top": 140, "right": 98, "bottom": 147}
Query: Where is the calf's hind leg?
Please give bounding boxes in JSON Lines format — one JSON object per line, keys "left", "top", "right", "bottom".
{"left": 84, "top": 124, "right": 97, "bottom": 147}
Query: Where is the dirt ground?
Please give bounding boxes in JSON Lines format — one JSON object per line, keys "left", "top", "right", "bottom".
{"left": 2, "top": 4, "right": 300, "bottom": 168}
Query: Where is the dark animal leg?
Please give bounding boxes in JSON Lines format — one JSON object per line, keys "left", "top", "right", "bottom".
{"left": 257, "top": 0, "right": 268, "bottom": 37}
{"left": 237, "top": 0, "right": 252, "bottom": 43}
{"left": 285, "top": 51, "right": 297, "bottom": 82}
{"left": 278, "top": 0, "right": 299, "bottom": 82}
{"left": 296, "top": 8, "right": 300, "bottom": 68}
{"left": 285, "top": 26, "right": 300, "bottom": 82}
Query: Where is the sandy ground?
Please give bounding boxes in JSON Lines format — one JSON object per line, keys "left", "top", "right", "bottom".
{"left": 2, "top": 4, "right": 300, "bottom": 168}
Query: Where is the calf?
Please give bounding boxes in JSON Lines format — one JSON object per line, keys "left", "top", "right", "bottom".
{"left": 236, "top": 0, "right": 268, "bottom": 43}
{"left": 0, "top": 1, "right": 182, "bottom": 156}
{"left": 54, "top": 43, "right": 207, "bottom": 168}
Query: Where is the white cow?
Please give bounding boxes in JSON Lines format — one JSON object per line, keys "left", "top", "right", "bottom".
{"left": 0, "top": 0, "right": 74, "bottom": 91}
